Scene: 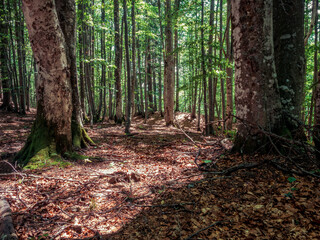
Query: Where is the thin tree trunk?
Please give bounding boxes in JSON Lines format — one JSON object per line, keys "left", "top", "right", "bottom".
{"left": 131, "top": 0, "right": 137, "bottom": 116}
{"left": 164, "top": 0, "right": 174, "bottom": 126}
{"left": 201, "top": 0, "right": 208, "bottom": 135}
{"left": 0, "top": 0, "right": 12, "bottom": 111}
{"left": 219, "top": 0, "right": 225, "bottom": 129}
{"left": 225, "top": 0, "right": 233, "bottom": 130}
{"left": 137, "top": 37, "right": 144, "bottom": 115}
{"left": 114, "top": 0, "right": 123, "bottom": 123}
{"left": 124, "top": 0, "right": 131, "bottom": 134}
{"left": 144, "top": 38, "right": 149, "bottom": 123}
{"left": 207, "top": 0, "right": 215, "bottom": 134}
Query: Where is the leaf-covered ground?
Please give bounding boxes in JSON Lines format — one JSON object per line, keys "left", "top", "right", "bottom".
{"left": 0, "top": 110, "right": 320, "bottom": 239}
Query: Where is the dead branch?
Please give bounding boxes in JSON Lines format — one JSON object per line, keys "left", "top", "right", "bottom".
{"left": 0, "top": 199, "right": 18, "bottom": 240}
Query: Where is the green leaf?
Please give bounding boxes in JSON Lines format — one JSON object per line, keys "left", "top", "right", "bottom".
{"left": 287, "top": 177, "right": 297, "bottom": 183}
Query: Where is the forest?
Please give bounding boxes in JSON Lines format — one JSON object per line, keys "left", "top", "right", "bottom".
{"left": 0, "top": 0, "right": 320, "bottom": 239}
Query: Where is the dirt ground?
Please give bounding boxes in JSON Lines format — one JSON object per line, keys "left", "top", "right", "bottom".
{"left": 1, "top": 110, "right": 320, "bottom": 239}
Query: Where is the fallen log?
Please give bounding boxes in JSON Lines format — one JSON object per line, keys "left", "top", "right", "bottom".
{"left": 0, "top": 199, "right": 18, "bottom": 240}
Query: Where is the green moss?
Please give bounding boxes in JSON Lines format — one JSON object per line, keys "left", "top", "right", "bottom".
{"left": 64, "top": 151, "right": 89, "bottom": 161}
{"left": 72, "top": 119, "right": 82, "bottom": 148}
{"left": 24, "top": 146, "right": 71, "bottom": 170}
{"left": 15, "top": 116, "right": 52, "bottom": 166}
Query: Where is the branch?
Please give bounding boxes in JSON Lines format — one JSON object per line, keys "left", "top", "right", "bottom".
{"left": 304, "top": 0, "right": 318, "bottom": 45}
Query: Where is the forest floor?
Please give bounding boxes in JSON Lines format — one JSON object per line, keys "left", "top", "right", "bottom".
{"left": 1, "top": 110, "right": 320, "bottom": 239}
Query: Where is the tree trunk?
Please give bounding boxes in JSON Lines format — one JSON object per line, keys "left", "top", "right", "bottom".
{"left": 56, "top": 0, "right": 94, "bottom": 148}
{"left": 137, "top": 37, "right": 144, "bottom": 115}
{"left": 131, "top": 0, "right": 137, "bottom": 116}
{"left": 0, "top": 0, "right": 12, "bottom": 111}
{"left": 17, "top": 0, "right": 73, "bottom": 165}
{"left": 207, "top": 0, "right": 215, "bottom": 134}
{"left": 0, "top": 199, "right": 18, "bottom": 240}
{"left": 124, "top": 0, "right": 131, "bottom": 134}
{"left": 164, "top": 0, "right": 174, "bottom": 126}
{"left": 114, "top": 0, "right": 123, "bottom": 123}
{"left": 232, "top": 0, "right": 282, "bottom": 153}
{"left": 314, "top": 70, "right": 320, "bottom": 159}
{"left": 273, "top": 0, "right": 305, "bottom": 139}
{"left": 201, "top": 0, "right": 208, "bottom": 135}
{"left": 219, "top": 0, "right": 225, "bottom": 129}
{"left": 144, "top": 38, "right": 149, "bottom": 123}
{"left": 225, "top": 0, "right": 233, "bottom": 130}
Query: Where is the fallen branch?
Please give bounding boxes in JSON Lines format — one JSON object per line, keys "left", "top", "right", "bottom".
{"left": 0, "top": 199, "right": 18, "bottom": 240}
{"left": 174, "top": 118, "right": 202, "bottom": 169}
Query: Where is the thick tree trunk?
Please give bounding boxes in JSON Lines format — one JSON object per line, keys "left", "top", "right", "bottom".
{"left": 232, "top": 0, "right": 282, "bottom": 153}
{"left": 273, "top": 0, "right": 305, "bottom": 139}
{"left": 56, "top": 0, "right": 93, "bottom": 148}
{"left": 17, "top": 0, "right": 73, "bottom": 165}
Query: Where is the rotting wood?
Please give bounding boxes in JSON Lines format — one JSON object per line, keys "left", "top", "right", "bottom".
{"left": 0, "top": 199, "right": 18, "bottom": 240}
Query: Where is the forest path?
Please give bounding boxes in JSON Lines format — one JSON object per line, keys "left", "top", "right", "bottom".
{"left": 0, "top": 110, "right": 224, "bottom": 238}
{"left": 1, "top": 111, "right": 320, "bottom": 239}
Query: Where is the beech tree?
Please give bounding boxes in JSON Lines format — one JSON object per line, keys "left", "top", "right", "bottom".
{"left": 164, "top": 0, "right": 174, "bottom": 126}
{"left": 114, "top": 0, "right": 123, "bottom": 123}
{"left": 231, "top": 0, "right": 282, "bottom": 152}
{"left": 16, "top": 0, "right": 92, "bottom": 165}
{"left": 273, "top": 0, "right": 305, "bottom": 138}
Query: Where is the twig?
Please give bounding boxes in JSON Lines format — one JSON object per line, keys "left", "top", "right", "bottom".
{"left": 185, "top": 220, "right": 229, "bottom": 240}
{"left": 174, "top": 118, "right": 202, "bottom": 169}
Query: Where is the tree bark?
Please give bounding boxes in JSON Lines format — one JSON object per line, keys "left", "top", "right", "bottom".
{"left": 164, "top": 0, "right": 174, "bottom": 126}
{"left": 232, "top": 0, "right": 282, "bottom": 153}
{"left": 0, "top": 0, "right": 12, "bottom": 111}
{"left": 17, "top": 0, "right": 73, "bottom": 165}
{"left": 201, "top": 0, "right": 208, "bottom": 135}
{"left": 207, "top": 0, "right": 215, "bottom": 134}
{"left": 0, "top": 199, "right": 18, "bottom": 240}
{"left": 114, "top": 0, "right": 123, "bottom": 123}
{"left": 273, "top": 0, "right": 305, "bottom": 139}
{"left": 56, "top": 0, "right": 93, "bottom": 148}
{"left": 225, "top": 0, "right": 233, "bottom": 130}
{"left": 124, "top": 0, "right": 131, "bottom": 134}
{"left": 131, "top": 0, "right": 137, "bottom": 116}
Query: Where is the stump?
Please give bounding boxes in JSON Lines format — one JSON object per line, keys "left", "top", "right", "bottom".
{"left": 0, "top": 199, "right": 18, "bottom": 240}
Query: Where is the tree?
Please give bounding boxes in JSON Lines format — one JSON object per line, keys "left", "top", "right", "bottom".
{"left": 164, "top": 0, "right": 174, "bottom": 126}
{"left": 231, "top": 0, "right": 282, "bottom": 152}
{"left": 56, "top": 0, "right": 93, "bottom": 148}
{"left": 124, "top": 0, "right": 131, "bottom": 134}
{"left": 16, "top": 0, "right": 92, "bottom": 165}
{"left": 273, "top": 0, "right": 305, "bottom": 138}
{"left": 207, "top": 0, "right": 215, "bottom": 135}
{"left": 0, "top": 0, "right": 12, "bottom": 111}
{"left": 114, "top": 0, "right": 123, "bottom": 123}
{"left": 225, "top": 0, "right": 233, "bottom": 130}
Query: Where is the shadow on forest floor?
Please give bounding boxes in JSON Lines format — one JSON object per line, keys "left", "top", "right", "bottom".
{"left": 0, "top": 110, "right": 320, "bottom": 239}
